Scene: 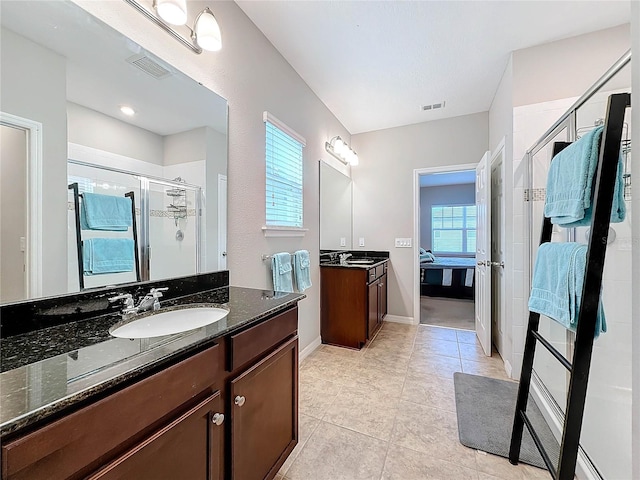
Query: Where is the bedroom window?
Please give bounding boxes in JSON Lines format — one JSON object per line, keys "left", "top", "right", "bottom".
{"left": 432, "top": 205, "right": 476, "bottom": 254}
{"left": 264, "top": 112, "right": 306, "bottom": 230}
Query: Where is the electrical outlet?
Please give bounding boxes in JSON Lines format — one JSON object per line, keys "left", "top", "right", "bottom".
{"left": 359, "top": 237, "right": 365, "bottom": 247}
{"left": 340, "top": 237, "right": 346, "bottom": 247}
{"left": 395, "top": 238, "right": 412, "bottom": 248}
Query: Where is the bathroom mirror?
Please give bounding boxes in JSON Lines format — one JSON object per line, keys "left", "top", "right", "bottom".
{"left": 319, "top": 161, "right": 352, "bottom": 250}
{"left": 0, "top": 0, "right": 228, "bottom": 303}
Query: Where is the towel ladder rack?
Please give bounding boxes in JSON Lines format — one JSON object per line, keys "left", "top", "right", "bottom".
{"left": 68, "top": 183, "right": 141, "bottom": 290}
{"left": 509, "top": 92, "right": 631, "bottom": 480}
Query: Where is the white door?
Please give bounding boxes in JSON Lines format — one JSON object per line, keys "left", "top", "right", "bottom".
{"left": 475, "top": 151, "right": 492, "bottom": 356}
{"left": 218, "top": 174, "right": 227, "bottom": 270}
{"left": 490, "top": 146, "right": 506, "bottom": 355}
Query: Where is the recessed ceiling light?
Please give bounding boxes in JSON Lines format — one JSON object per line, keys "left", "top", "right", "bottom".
{"left": 120, "top": 105, "right": 136, "bottom": 116}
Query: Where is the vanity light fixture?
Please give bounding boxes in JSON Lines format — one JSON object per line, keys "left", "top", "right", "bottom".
{"left": 325, "top": 136, "right": 359, "bottom": 166}
{"left": 120, "top": 105, "right": 136, "bottom": 116}
{"left": 124, "top": 0, "right": 222, "bottom": 54}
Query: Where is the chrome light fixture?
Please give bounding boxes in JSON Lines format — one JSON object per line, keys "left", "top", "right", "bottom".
{"left": 124, "top": 0, "right": 222, "bottom": 54}
{"left": 325, "top": 136, "right": 359, "bottom": 166}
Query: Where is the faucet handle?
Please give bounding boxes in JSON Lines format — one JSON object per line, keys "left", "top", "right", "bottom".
{"left": 108, "top": 293, "right": 135, "bottom": 308}
{"left": 149, "top": 287, "right": 168, "bottom": 298}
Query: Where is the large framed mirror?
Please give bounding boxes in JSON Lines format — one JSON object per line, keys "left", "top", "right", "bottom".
{"left": 319, "top": 160, "right": 352, "bottom": 250}
{"left": 0, "top": 0, "right": 228, "bottom": 303}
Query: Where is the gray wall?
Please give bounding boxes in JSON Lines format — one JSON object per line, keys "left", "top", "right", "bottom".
{"left": 1, "top": 27, "right": 68, "bottom": 297}
{"left": 352, "top": 112, "right": 489, "bottom": 319}
{"left": 419, "top": 183, "right": 475, "bottom": 253}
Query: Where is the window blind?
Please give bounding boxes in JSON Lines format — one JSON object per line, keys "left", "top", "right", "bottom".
{"left": 264, "top": 115, "right": 305, "bottom": 228}
{"left": 432, "top": 204, "right": 476, "bottom": 254}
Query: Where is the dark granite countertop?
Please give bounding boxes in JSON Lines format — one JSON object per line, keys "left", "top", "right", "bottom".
{"left": 0, "top": 286, "right": 304, "bottom": 438}
{"left": 319, "top": 258, "right": 389, "bottom": 269}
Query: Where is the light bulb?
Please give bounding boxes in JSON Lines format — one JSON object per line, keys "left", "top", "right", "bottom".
{"left": 120, "top": 105, "right": 136, "bottom": 116}
{"left": 350, "top": 152, "right": 359, "bottom": 166}
{"left": 332, "top": 137, "right": 344, "bottom": 156}
{"left": 156, "top": 0, "right": 187, "bottom": 26}
{"left": 194, "top": 8, "right": 222, "bottom": 52}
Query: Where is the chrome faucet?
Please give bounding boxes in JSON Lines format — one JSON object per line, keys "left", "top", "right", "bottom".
{"left": 339, "top": 253, "right": 353, "bottom": 265}
{"left": 108, "top": 287, "right": 168, "bottom": 317}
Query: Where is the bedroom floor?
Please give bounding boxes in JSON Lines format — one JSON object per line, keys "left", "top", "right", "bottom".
{"left": 279, "top": 322, "right": 546, "bottom": 480}
{"left": 420, "top": 296, "right": 475, "bottom": 330}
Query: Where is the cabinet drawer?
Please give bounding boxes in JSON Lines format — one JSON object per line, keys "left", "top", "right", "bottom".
{"left": 375, "top": 264, "right": 385, "bottom": 279}
{"left": 230, "top": 307, "right": 298, "bottom": 371}
{"left": 2, "top": 344, "right": 220, "bottom": 480}
{"left": 368, "top": 268, "right": 377, "bottom": 283}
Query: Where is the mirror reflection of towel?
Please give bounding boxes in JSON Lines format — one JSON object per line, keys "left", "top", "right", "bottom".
{"left": 80, "top": 193, "right": 132, "bottom": 231}
{"left": 83, "top": 238, "right": 134, "bottom": 275}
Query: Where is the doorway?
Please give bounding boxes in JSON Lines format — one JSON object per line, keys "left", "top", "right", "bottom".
{"left": 413, "top": 164, "right": 478, "bottom": 331}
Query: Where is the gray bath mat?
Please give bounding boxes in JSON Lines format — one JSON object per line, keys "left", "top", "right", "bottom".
{"left": 453, "top": 372, "right": 559, "bottom": 469}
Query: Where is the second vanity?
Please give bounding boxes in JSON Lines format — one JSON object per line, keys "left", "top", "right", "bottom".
{"left": 0, "top": 272, "right": 304, "bottom": 480}
{"left": 320, "top": 251, "right": 389, "bottom": 349}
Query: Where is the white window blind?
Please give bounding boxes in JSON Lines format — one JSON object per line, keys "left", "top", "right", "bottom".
{"left": 264, "top": 112, "right": 305, "bottom": 228}
{"left": 432, "top": 204, "right": 476, "bottom": 254}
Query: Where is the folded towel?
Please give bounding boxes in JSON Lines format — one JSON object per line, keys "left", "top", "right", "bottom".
{"left": 83, "top": 238, "right": 135, "bottom": 275}
{"left": 442, "top": 268, "right": 453, "bottom": 287}
{"left": 544, "top": 126, "right": 625, "bottom": 227}
{"left": 420, "top": 251, "right": 436, "bottom": 263}
{"left": 294, "top": 250, "right": 312, "bottom": 292}
{"left": 465, "top": 268, "right": 474, "bottom": 287}
{"left": 528, "top": 242, "right": 606, "bottom": 338}
{"left": 271, "top": 252, "right": 294, "bottom": 293}
{"left": 80, "top": 193, "right": 133, "bottom": 231}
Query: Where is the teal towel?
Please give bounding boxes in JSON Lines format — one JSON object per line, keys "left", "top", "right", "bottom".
{"left": 544, "top": 126, "right": 625, "bottom": 227}
{"left": 294, "top": 250, "right": 312, "bottom": 292}
{"left": 419, "top": 248, "right": 435, "bottom": 263}
{"left": 81, "top": 193, "right": 133, "bottom": 231}
{"left": 83, "top": 238, "right": 135, "bottom": 275}
{"left": 528, "top": 242, "right": 606, "bottom": 338}
{"left": 271, "top": 252, "right": 294, "bottom": 293}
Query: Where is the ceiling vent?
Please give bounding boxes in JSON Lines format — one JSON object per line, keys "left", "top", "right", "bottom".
{"left": 422, "top": 101, "right": 446, "bottom": 111}
{"left": 126, "top": 54, "right": 172, "bottom": 80}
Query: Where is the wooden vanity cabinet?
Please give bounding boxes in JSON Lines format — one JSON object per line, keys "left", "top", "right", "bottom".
{"left": 321, "top": 261, "right": 388, "bottom": 349}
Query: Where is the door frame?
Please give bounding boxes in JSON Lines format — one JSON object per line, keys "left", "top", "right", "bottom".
{"left": 412, "top": 163, "right": 479, "bottom": 325}
{"left": 0, "top": 112, "right": 43, "bottom": 298}
{"left": 490, "top": 138, "right": 506, "bottom": 355}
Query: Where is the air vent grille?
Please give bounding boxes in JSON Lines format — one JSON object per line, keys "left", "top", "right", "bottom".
{"left": 422, "top": 101, "right": 446, "bottom": 111}
{"left": 126, "top": 54, "right": 172, "bottom": 80}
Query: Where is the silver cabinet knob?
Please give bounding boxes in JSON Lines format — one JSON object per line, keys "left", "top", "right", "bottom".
{"left": 211, "top": 413, "right": 224, "bottom": 425}
{"left": 234, "top": 395, "right": 246, "bottom": 407}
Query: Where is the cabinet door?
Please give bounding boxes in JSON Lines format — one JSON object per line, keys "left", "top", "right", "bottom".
{"left": 230, "top": 337, "right": 298, "bottom": 480}
{"left": 88, "top": 391, "right": 224, "bottom": 480}
{"left": 378, "top": 272, "right": 388, "bottom": 322}
{"left": 368, "top": 280, "right": 379, "bottom": 338}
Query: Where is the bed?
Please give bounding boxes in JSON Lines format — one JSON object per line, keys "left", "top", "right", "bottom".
{"left": 420, "top": 256, "right": 475, "bottom": 299}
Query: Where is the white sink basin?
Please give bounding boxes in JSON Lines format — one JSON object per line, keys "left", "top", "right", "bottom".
{"left": 110, "top": 306, "right": 229, "bottom": 339}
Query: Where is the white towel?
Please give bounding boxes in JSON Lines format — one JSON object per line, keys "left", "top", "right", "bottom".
{"left": 442, "top": 268, "right": 453, "bottom": 287}
{"left": 465, "top": 268, "right": 474, "bottom": 287}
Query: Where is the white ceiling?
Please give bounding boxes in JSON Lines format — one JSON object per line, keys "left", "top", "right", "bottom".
{"left": 1, "top": 1, "right": 227, "bottom": 136}
{"left": 419, "top": 170, "right": 475, "bottom": 188}
{"left": 236, "top": 1, "right": 630, "bottom": 134}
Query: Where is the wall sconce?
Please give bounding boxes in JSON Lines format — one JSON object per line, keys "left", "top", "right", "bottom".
{"left": 124, "top": 0, "right": 221, "bottom": 54}
{"left": 325, "top": 136, "right": 359, "bottom": 166}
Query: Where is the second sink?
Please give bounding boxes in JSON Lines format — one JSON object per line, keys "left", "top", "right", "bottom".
{"left": 110, "top": 305, "right": 229, "bottom": 339}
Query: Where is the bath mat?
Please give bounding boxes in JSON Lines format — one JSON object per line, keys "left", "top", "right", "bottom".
{"left": 453, "top": 372, "right": 559, "bottom": 469}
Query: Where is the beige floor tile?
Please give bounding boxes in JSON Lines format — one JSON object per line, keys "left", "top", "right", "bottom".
{"left": 401, "top": 372, "right": 457, "bottom": 412}
{"left": 324, "top": 385, "right": 400, "bottom": 441}
{"left": 522, "top": 464, "right": 554, "bottom": 479}
{"left": 390, "top": 400, "right": 477, "bottom": 469}
{"left": 477, "top": 473, "right": 503, "bottom": 480}
{"left": 275, "top": 474, "right": 285, "bottom": 480}
{"left": 300, "top": 350, "right": 359, "bottom": 384}
{"left": 460, "top": 358, "right": 510, "bottom": 381}
{"left": 459, "top": 341, "right": 489, "bottom": 360}
{"left": 457, "top": 329, "right": 480, "bottom": 344}
{"left": 298, "top": 376, "right": 341, "bottom": 419}
{"left": 279, "top": 414, "right": 321, "bottom": 475}
{"left": 415, "top": 325, "right": 458, "bottom": 343}
{"left": 368, "top": 335, "right": 415, "bottom": 352}
{"left": 320, "top": 344, "right": 366, "bottom": 361}
{"left": 344, "top": 361, "right": 408, "bottom": 396}
{"left": 474, "top": 451, "right": 528, "bottom": 480}
{"left": 408, "top": 353, "right": 462, "bottom": 379}
{"left": 382, "top": 322, "right": 419, "bottom": 334}
{"left": 382, "top": 443, "right": 479, "bottom": 480}
{"left": 285, "top": 422, "right": 388, "bottom": 480}
{"left": 413, "top": 339, "right": 460, "bottom": 359}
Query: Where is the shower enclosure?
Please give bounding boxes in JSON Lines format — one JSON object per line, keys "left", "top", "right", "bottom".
{"left": 524, "top": 54, "right": 632, "bottom": 479}
{"left": 67, "top": 160, "right": 202, "bottom": 292}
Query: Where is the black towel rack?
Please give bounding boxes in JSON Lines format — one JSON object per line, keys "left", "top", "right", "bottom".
{"left": 509, "top": 92, "right": 631, "bottom": 480}
{"left": 68, "top": 183, "right": 141, "bottom": 289}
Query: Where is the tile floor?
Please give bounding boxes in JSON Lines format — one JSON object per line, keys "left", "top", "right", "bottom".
{"left": 278, "top": 322, "right": 550, "bottom": 480}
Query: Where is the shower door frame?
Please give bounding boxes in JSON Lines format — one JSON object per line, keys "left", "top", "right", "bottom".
{"left": 68, "top": 159, "right": 203, "bottom": 282}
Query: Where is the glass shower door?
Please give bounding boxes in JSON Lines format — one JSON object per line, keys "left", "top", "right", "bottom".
{"left": 145, "top": 179, "right": 201, "bottom": 282}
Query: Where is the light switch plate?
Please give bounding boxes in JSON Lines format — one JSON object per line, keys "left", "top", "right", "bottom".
{"left": 340, "top": 237, "right": 346, "bottom": 247}
{"left": 359, "top": 237, "right": 365, "bottom": 247}
{"left": 395, "top": 238, "right": 412, "bottom": 248}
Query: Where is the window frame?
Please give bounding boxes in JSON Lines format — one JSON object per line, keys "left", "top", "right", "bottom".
{"left": 431, "top": 204, "right": 476, "bottom": 255}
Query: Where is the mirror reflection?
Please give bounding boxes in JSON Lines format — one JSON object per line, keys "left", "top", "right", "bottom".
{"left": 0, "top": 0, "right": 228, "bottom": 303}
{"left": 319, "top": 161, "right": 352, "bottom": 250}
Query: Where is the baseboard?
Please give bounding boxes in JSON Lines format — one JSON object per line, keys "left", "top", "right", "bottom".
{"left": 530, "top": 374, "right": 602, "bottom": 480}
{"left": 299, "top": 336, "right": 321, "bottom": 363}
{"left": 503, "top": 359, "right": 513, "bottom": 379}
{"left": 384, "top": 315, "right": 416, "bottom": 325}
